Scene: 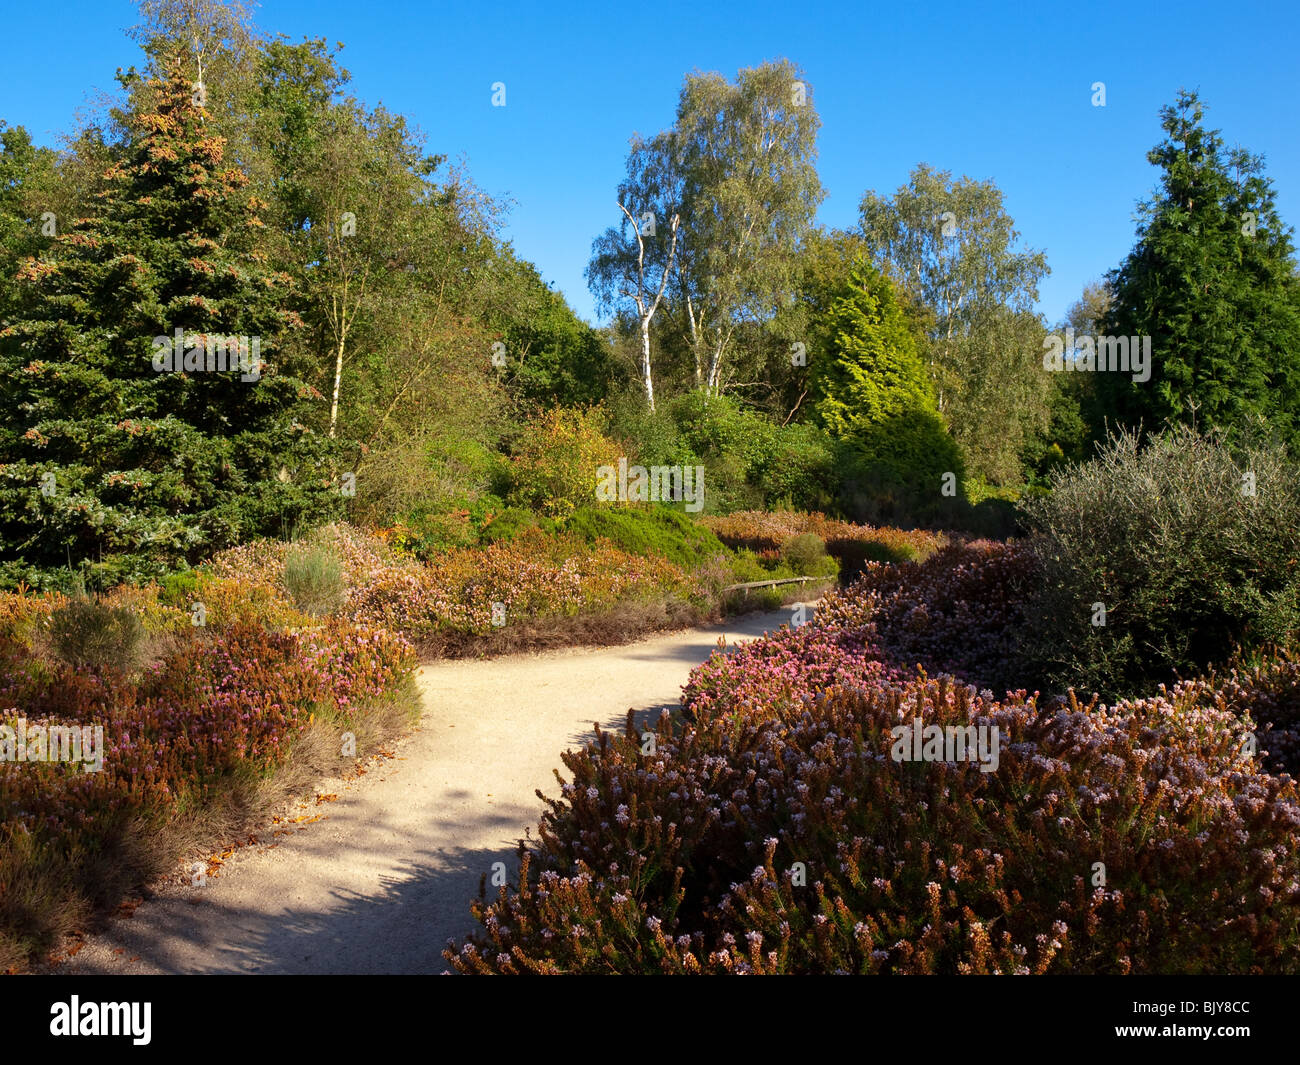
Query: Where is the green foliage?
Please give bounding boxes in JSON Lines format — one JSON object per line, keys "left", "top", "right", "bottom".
{"left": 1093, "top": 91, "right": 1300, "bottom": 448}
{"left": 726, "top": 548, "right": 776, "bottom": 583}
{"left": 0, "top": 62, "right": 343, "bottom": 590}
{"left": 750, "top": 422, "right": 838, "bottom": 513}
{"left": 500, "top": 264, "right": 623, "bottom": 408}
{"left": 1018, "top": 423, "right": 1300, "bottom": 699}
{"left": 282, "top": 544, "right": 346, "bottom": 617}
{"left": 563, "top": 506, "right": 726, "bottom": 570}
{"left": 48, "top": 591, "right": 146, "bottom": 672}
{"left": 779, "top": 532, "right": 827, "bottom": 574}
{"left": 650, "top": 392, "right": 838, "bottom": 514}
{"left": 159, "top": 568, "right": 199, "bottom": 607}
{"left": 587, "top": 59, "right": 824, "bottom": 405}
{"left": 478, "top": 506, "right": 540, "bottom": 544}
{"left": 812, "top": 259, "right": 934, "bottom": 437}
{"left": 858, "top": 165, "right": 1051, "bottom": 485}
{"left": 0, "top": 123, "right": 59, "bottom": 321}
{"left": 603, "top": 395, "right": 687, "bottom": 471}
{"left": 809, "top": 260, "right": 964, "bottom": 524}
{"left": 834, "top": 407, "right": 966, "bottom": 526}
{"left": 506, "top": 407, "right": 622, "bottom": 520}
{"left": 351, "top": 428, "right": 508, "bottom": 544}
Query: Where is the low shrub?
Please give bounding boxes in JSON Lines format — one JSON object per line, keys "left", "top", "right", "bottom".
{"left": 446, "top": 543, "right": 1300, "bottom": 975}
{"left": 563, "top": 506, "right": 728, "bottom": 570}
{"left": 506, "top": 407, "right": 622, "bottom": 520}
{"left": 779, "top": 533, "right": 829, "bottom": 575}
{"left": 193, "top": 572, "right": 310, "bottom": 631}
{"left": 704, "top": 510, "right": 942, "bottom": 583}
{"left": 1017, "top": 423, "right": 1300, "bottom": 699}
{"left": 478, "top": 506, "right": 540, "bottom": 544}
{"left": 283, "top": 545, "right": 347, "bottom": 618}
{"left": 208, "top": 522, "right": 698, "bottom": 644}
{"left": 47, "top": 591, "right": 146, "bottom": 672}
{"left": 1215, "top": 651, "right": 1300, "bottom": 779}
{"left": 817, "top": 540, "right": 1034, "bottom": 696}
{"left": 159, "top": 569, "right": 199, "bottom": 608}
{"left": 0, "top": 615, "right": 416, "bottom": 969}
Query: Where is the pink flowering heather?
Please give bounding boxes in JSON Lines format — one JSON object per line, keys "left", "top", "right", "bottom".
{"left": 448, "top": 542, "right": 1300, "bottom": 974}
{"left": 0, "top": 616, "right": 414, "bottom": 968}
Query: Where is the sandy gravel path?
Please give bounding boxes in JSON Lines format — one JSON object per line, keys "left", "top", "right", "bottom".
{"left": 44, "top": 608, "right": 797, "bottom": 975}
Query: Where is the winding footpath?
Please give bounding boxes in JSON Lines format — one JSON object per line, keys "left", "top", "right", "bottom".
{"left": 43, "top": 608, "right": 797, "bottom": 975}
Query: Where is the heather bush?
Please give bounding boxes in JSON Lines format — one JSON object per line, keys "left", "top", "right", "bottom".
{"left": 1018, "top": 423, "right": 1300, "bottom": 699}
{"left": 1216, "top": 651, "right": 1300, "bottom": 778}
{"left": 563, "top": 506, "right": 728, "bottom": 570}
{"left": 817, "top": 540, "right": 1033, "bottom": 695}
{"left": 194, "top": 572, "right": 311, "bottom": 631}
{"left": 0, "top": 613, "right": 416, "bottom": 968}
{"left": 159, "top": 569, "right": 200, "bottom": 608}
{"left": 447, "top": 537, "right": 1300, "bottom": 974}
{"left": 208, "top": 522, "right": 696, "bottom": 643}
{"left": 703, "top": 510, "right": 942, "bottom": 583}
{"left": 448, "top": 673, "right": 1300, "bottom": 974}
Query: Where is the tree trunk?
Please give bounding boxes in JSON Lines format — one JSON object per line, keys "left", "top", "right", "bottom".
{"left": 641, "top": 315, "right": 655, "bottom": 412}
{"left": 329, "top": 338, "right": 345, "bottom": 438}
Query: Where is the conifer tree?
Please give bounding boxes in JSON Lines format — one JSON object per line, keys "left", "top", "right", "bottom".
{"left": 1095, "top": 90, "right": 1300, "bottom": 446}
{"left": 812, "top": 259, "right": 962, "bottom": 489}
{"left": 0, "top": 60, "right": 340, "bottom": 588}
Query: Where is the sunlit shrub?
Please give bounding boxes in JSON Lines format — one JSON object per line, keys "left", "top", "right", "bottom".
{"left": 780, "top": 532, "right": 831, "bottom": 576}
{"left": 563, "top": 506, "right": 728, "bottom": 570}
{"left": 283, "top": 544, "right": 347, "bottom": 617}
{"left": 1017, "top": 423, "right": 1300, "bottom": 699}
{"left": 507, "top": 407, "right": 622, "bottom": 520}
{"left": 447, "top": 543, "right": 1300, "bottom": 975}
{"left": 47, "top": 590, "right": 146, "bottom": 672}
{"left": 704, "top": 510, "right": 942, "bottom": 583}
{"left": 209, "top": 522, "right": 692, "bottom": 640}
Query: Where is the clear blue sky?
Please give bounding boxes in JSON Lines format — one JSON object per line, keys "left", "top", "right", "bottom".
{"left": 3, "top": 0, "right": 1298, "bottom": 327}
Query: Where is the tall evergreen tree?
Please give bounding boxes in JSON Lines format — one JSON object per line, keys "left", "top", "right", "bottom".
{"left": 812, "top": 259, "right": 962, "bottom": 490}
{"left": 1095, "top": 90, "right": 1300, "bottom": 445}
{"left": 0, "top": 124, "right": 60, "bottom": 321}
{"left": 0, "top": 61, "right": 340, "bottom": 588}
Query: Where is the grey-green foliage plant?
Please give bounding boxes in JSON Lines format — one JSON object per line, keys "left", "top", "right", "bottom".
{"left": 1017, "top": 422, "right": 1300, "bottom": 699}
{"left": 49, "top": 582, "right": 147, "bottom": 672}
{"left": 283, "top": 544, "right": 346, "bottom": 617}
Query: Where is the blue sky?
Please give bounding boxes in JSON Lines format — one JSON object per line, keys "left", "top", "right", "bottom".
{"left": 2, "top": 0, "right": 1298, "bottom": 326}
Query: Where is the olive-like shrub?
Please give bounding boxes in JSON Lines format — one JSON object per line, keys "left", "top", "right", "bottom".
{"left": 1018, "top": 424, "right": 1300, "bottom": 700}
